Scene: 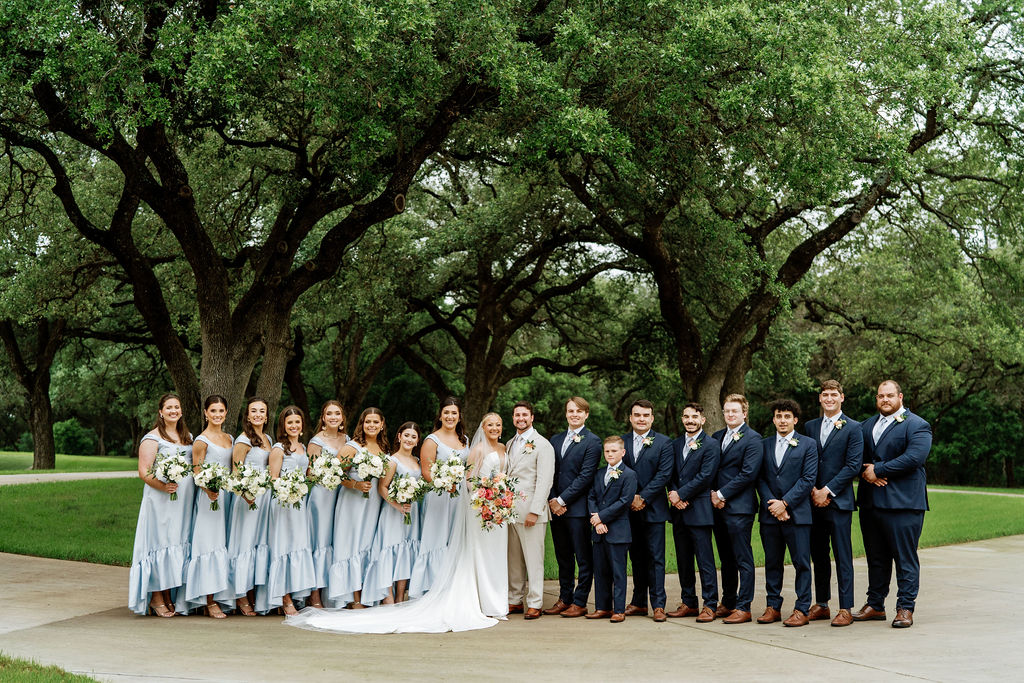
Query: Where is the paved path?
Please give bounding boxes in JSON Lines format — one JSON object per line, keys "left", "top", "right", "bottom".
{"left": 2, "top": 535, "right": 1022, "bottom": 682}
{"left": 0, "top": 471, "right": 137, "bottom": 485}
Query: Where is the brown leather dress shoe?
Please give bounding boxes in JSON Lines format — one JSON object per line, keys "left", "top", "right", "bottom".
{"left": 696, "top": 606, "right": 716, "bottom": 623}
{"left": 624, "top": 604, "right": 649, "bottom": 617}
{"left": 807, "top": 604, "right": 831, "bottom": 621}
{"left": 831, "top": 608, "right": 853, "bottom": 627}
{"left": 723, "top": 610, "right": 751, "bottom": 624}
{"left": 891, "top": 608, "right": 914, "bottom": 628}
{"left": 715, "top": 604, "right": 733, "bottom": 618}
{"left": 508, "top": 603, "right": 524, "bottom": 614}
{"left": 652, "top": 608, "right": 667, "bottom": 622}
{"left": 783, "top": 610, "right": 809, "bottom": 627}
{"left": 610, "top": 613, "right": 625, "bottom": 623}
{"left": 585, "top": 610, "right": 612, "bottom": 619}
{"left": 757, "top": 607, "right": 782, "bottom": 624}
{"left": 852, "top": 604, "right": 886, "bottom": 621}
{"left": 666, "top": 604, "right": 699, "bottom": 618}
{"left": 543, "top": 600, "right": 569, "bottom": 616}
{"left": 561, "top": 604, "right": 588, "bottom": 618}
{"left": 524, "top": 607, "right": 542, "bottom": 620}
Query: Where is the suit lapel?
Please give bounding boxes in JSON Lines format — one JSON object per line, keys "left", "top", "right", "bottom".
{"left": 875, "top": 414, "right": 901, "bottom": 449}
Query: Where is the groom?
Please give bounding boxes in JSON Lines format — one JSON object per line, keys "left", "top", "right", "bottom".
{"left": 506, "top": 401, "right": 556, "bottom": 620}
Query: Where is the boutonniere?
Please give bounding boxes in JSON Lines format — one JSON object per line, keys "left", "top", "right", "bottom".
{"left": 834, "top": 419, "right": 846, "bottom": 430}
{"left": 788, "top": 437, "right": 799, "bottom": 447}
{"left": 690, "top": 439, "right": 702, "bottom": 450}
{"left": 642, "top": 436, "right": 654, "bottom": 448}
{"left": 895, "top": 414, "right": 905, "bottom": 423}
{"left": 732, "top": 431, "right": 743, "bottom": 442}
{"left": 609, "top": 468, "right": 621, "bottom": 480}
{"left": 571, "top": 434, "right": 582, "bottom": 443}
{"left": 523, "top": 440, "right": 536, "bottom": 453}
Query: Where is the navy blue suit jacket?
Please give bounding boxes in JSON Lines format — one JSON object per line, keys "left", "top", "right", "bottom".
{"left": 802, "top": 413, "right": 863, "bottom": 511}
{"left": 711, "top": 424, "right": 762, "bottom": 515}
{"left": 588, "top": 465, "right": 638, "bottom": 544}
{"left": 668, "top": 430, "right": 720, "bottom": 527}
{"left": 622, "top": 430, "right": 674, "bottom": 523}
{"left": 757, "top": 433, "right": 818, "bottom": 525}
{"left": 857, "top": 411, "right": 931, "bottom": 511}
{"left": 549, "top": 427, "right": 602, "bottom": 518}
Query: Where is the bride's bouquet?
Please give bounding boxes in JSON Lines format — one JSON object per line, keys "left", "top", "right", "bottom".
{"left": 228, "top": 463, "right": 271, "bottom": 510}
{"left": 307, "top": 450, "right": 347, "bottom": 491}
{"left": 193, "top": 461, "right": 230, "bottom": 510}
{"left": 388, "top": 474, "right": 429, "bottom": 524}
{"left": 430, "top": 456, "right": 466, "bottom": 497}
{"left": 272, "top": 468, "right": 310, "bottom": 510}
{"left": 469, "top": 473, "right": 520, "bottom": 531}
{"left": 147, "top": 449, "right": 192, "bottom": 501}
{"left": 351, "top": 447, "right": 390, "bottom": 498}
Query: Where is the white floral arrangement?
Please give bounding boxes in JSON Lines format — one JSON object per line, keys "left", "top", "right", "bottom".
{"left": 193, "top": 461, "right": 230, "bottom": 510}
{"left": 351, "top": 447, "right": 390, "bottom": 498}
{"left": 430, "top": 455, "right": 466, "bottom": 497}
{"left": 388, "top": 473, "right": 429, "bottom": 524}
{"left": 147, "top": 449, "right": 192, "bottom": 501}
{"left": 228, "top": 463, "right": 271, "bottom": 510}
{"left": 272, "top": 468, "right": 310, "bottom": 510}
{"left": 307, "top": 450, "right": 346, "bottom": 491}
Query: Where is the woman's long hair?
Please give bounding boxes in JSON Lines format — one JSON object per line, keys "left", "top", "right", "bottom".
{"left": 314, "top": 399, "right": 345, "bottom": 435}
{"left": 352, "top": 407, "right": 390, "bottom": 453}
{"left": 275, "top": 405, "right": 305, "bottom": 455}
{"left": 432, "top": 396, "right": 467, "bottom": 445}
{"left": 242, "top": 396, "right": 268, "bottom": 448}
{"left": 154, "top": 393, "right": 193, "bottom": 445}
{"left": 392, "top": 421, "right": 422, "bottom": 459}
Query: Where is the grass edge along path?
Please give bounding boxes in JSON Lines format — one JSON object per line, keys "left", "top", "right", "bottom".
{"left": 0, "top": 452, "right": 137, "bottom": 475}
{"left": 0, "top": 653, "right": 101, "bottom": 683}
{"left": 1, "top": 478, "right": 1023, "bottom": 576}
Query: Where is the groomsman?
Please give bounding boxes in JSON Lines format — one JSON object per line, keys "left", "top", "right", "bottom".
{"left": 756, "top": 399, "right": 817, "bottom": 627}
{"left": 666, "top": 403, "right": 721, "bottom": 622}
{"left": 711, "top": 394, "right": 762, "bottom": 624}
{"left": 585, "top": 436, "right": 638, "bottom": 623}
{"left": 802, "top": 379, "right": 863, "bottom": 627}
{"left": 506, "top": 401, "right": 556, "bottom": 620}
{"left": 622, "top": 399, "right": 674, "bottom": 622}
{"left": 546, "top": 397, "right": 602, "bottom": 617}
{"left": 854, "top": 380, "right": 931, "bottom": 628}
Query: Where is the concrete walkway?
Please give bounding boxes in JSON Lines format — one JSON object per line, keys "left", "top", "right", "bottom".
{"left": 0, "top": 471, "right": 137, "bottom": 485}
{"left": 2, "top": 535, "right": 1022, "bottom": 682}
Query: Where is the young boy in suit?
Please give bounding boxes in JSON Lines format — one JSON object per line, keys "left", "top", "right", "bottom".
{"left": 586, "top": 436, "right": 638, "bottom": 623}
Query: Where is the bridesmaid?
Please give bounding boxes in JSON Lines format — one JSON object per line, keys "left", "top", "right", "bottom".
{"left": 128, "top": 393, "right": 196, "bottom": 616}
{"left": 256, "top": 406, "right": 316, "bottom": 615}
{"left": 362, "top": 422, "right": 424, "bottom": 604}
{"left": 327, "top": 407, "right": 387, "bottom": 608}
{"left": 409, "top": 396, "right": 469, "bottom": 599}
{"left": 305, "top": 400, "right": 348, "bottom": 609}
{"left": 184, "top": 395, "right": 234, "bottom": 618}
{"left": 225, "top": 396, "right": 272, "bottom": 616}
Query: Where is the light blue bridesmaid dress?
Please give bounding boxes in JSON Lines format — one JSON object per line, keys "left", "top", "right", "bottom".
{"left": 326, "top": 443, "right": 384, "bottom": 605}
{"left": 306, "top": 435, "right": 340, "bottom": 604}
{"left": 255, "top": 442, "right": 316, "bottom": 613}
{"left": 128, "top": 434, "right": 196, "bottom": 615}
{"left": 224, "top": 433, "right": 271, "bottom": 604}
{"left": 184, "top": 434, "right": 234, "bottom": 612}
{"left": 408, "top": 434, "right": 468, "bottom": 599}
{"left": 361, "top": 457, "right": 423, "bottom": 604}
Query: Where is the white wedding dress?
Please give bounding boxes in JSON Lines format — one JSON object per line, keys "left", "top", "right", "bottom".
{"left": 284, "top": 450, "right": 508, "bottom": 634}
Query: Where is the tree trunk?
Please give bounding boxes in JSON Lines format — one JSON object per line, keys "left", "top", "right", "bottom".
{"left": 255, "top": 313, "right": 293, "bottom": 421}
{"left": 284, "top": 325, "right": 310, "bottom": 421}
{"left": 29, "top": 373, "right": 56, "bottom": 470}
{"left": 96, "top": 417, "right": 106, "bottom": 456}
{"left": 130, "top": 417, "right": 142, "bottom": 458}
{"left": 695, "top": 370, "right": 729, "bottom": 434}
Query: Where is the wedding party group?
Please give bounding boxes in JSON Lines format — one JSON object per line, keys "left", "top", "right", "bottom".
{"left": 129, "top": 378, "right": 930, "bottom": 633}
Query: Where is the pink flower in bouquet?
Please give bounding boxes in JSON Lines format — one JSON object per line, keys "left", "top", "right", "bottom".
{"left": 483, "top": 487, "right": 494, "bottom": 500}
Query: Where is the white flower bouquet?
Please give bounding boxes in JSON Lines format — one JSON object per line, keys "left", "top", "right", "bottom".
{"left": 429, "top": 456, "right": 466, "bottom": 497}
{"left": 351, "top": 447, "right": 390, "bottom": 498}
{"left": 272, "top": 468, "right": 310, "bottom": 510}
{"left": 388, "top": 473, "right": 429, "bottom": 524}
{"left": 307, "top": 450, "right": 347, "bottom": 491}
{"left": 147, "top": 449, "right": 192, "bottom": 501}
{"left": 228, "top": 463, "right": 271, "bottom": 510}
{"left": 193, "top": 461, "right": 230, "bottom": 510}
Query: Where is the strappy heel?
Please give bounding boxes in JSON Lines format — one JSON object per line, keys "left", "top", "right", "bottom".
{"left": 204, "top": 603, "right": 227, "bottom": 619}
{"left": 236, "top": 598, "right": 256, "bottom": 616}
{"left": 148, "top": 602, "right": 176, "bottom": 618}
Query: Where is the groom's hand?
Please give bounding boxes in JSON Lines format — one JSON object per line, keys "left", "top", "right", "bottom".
{"left": 524, "top": 512, "right": 538, "bottom": 527}
{"left": 590, "top": 512, "right": 602, "bottom": 526}
{"left": 631, "top": 495, "right": 645, "bottom": 511}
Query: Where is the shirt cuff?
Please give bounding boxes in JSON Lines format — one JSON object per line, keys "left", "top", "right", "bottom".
{"left": 824, "top": 486, "right": 835, "bottom": 498}
{"left": 556, "top": 497, "right": 565, "bottom": 507}
{"left": 716, "top": 490, "right": 726, "bottom": 502}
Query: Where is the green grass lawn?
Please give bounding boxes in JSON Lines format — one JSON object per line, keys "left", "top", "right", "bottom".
{"left": 2, "top": 479, "right": 1023, "bottom": 577}
{"left": 0, "top": 653, "right": 100, "bottom": 682}
{"left": 930, "top": 484, "right": 1024, "bottom": 495}
{"left": 0, "top": 452, "right": 137, "bottom": 474}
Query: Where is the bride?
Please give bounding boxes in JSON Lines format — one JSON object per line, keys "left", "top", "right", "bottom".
{"left": 285, "top": 412, "right": 510, "bottom": 634}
